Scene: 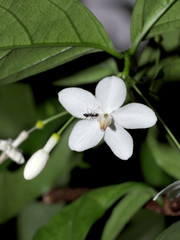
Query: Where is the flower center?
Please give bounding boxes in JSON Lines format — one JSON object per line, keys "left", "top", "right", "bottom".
{"left": 99, "top": 113, "right": 112, "bottom": 131}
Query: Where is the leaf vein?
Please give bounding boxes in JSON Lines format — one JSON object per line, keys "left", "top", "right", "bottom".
{"left": 0, "top": 5, "right": 33, "bottom": 44}
{"left": 47, "top": 0, "right": 83, "bottom": 42}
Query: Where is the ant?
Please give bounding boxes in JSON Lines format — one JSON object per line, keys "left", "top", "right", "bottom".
{"left": 83, "top": 113, "right": 99, "bottom": 119}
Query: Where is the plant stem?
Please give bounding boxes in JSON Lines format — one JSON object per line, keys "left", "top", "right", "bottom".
{"left": 133, "top": 84, "right": 180, "bottom": 151}
{"left": 42, "top": 111, "right": 68, "bottom": 125}
{"left": 57, "top": 116, "right": 75, "bottom": 136}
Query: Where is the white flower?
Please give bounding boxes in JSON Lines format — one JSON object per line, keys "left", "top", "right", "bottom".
{"left": 153, "top": 180, "right": 180, "bottom": 201}
{"left": 24, "top": 133, "right": 60, "bottom": 180}
{"left": 58, "top": 76, "right": 157, "bottom": 160}
{"left": 0, "top": 130, "right": 29, "bottom": 164}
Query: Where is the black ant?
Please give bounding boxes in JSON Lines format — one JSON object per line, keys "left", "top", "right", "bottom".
{"left": 83, "top": 113, "right": 99, "bottom": 119}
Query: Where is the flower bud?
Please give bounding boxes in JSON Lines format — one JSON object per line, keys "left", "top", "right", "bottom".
{"left": 12, "top": 130, "right": 29, "bottom": 148}
{"left": 23, "top": 149, "right": 49, "bottom": 180}
{"left": 23, "top": 133, "right": 60, "bottom": 180}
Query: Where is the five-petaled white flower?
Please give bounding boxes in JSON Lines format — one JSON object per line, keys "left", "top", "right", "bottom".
{"left": 58, "top": 76, "right": 157, "bottom": 160}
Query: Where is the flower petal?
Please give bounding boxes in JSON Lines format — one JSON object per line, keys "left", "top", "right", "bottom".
{"left": 95, "top": 76, "right": 126, "bottom": 113}
{"left": 69, "top": 120, "right": 104, "bottom": 151}
{"left": 153, "top": 180, "right": 180, "bottom": 201}
{"left": 112, "top": 103, "right": 157, "bottom": 129}
{"left": 58, "top": 88, "right": 100, "bottom": 118}
{"left": 104, "top": 123, "right": 133, "bottom": 160}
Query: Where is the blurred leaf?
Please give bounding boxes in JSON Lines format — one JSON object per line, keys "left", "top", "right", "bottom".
{"left": 0, "top": 84, "right": 37, "bottom": 137}
{"left": 155, "top": 221, "right": 180, "bottom": 240}
{"left": 17, "top": 201, "right": 65, "bottom": 240}
{"left": 140, "top": 142, "right": 172, "bottom": 187}
{"left": 0, "top": 0, "right": 121, "bottom": 85}
{"left": 145, "top": 127, "right": 180, "bottom": 180}
{"left": 162, "top": 57, "right": 180, "bottom": 81}
{"left": 0, "top": 123, "right": 82, "bottom": 223}
{"left": 118, "top": 209, "right": 165, "bottom": 240}
{"left": 138, "top": 46, "right": 158, "bottom": 68}
{"left": 101, "top": 189, "right": 153, "bottom": 240}
{"left": 130, "top": 0, "right": 177, "bottom": 54}
{"left": 53, "top": 58, "right": 119, "bottom": 86}
{"left": 33, "top": 182, "right": 155, "bottom": 240}
{"left": 161, "top": 30, "right": 180, "bottom": 52}
{"left": 147, "top": 1, "right": 180, "bottom": 39}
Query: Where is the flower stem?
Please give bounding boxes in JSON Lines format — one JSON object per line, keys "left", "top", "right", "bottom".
{"left": 42, "top": 111, "right": 68, "bottom": 125}
{"left": 133, "top": 84, "right": 180, "bottom": 151}
{"left": 123, "top": 52, "right": 131, "bottom": 78}
{"left": 35, "top": 111, "right": 69, "bottom": 130}
{"left": 117, "top": 53, "right": 131, "bottom": 81}
{"left": 57, "top": 116, "right": 75, "bottom": 136}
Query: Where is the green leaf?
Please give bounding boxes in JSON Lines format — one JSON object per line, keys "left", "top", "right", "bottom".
{"left": 130, "top": 0, "right": 177, "bottom": 54}
{"left": 140, "top": 142, "right": 172, "bottom": 187}
{"left": 145, "top": 127, "right": 180, "bottom": 180}
{"left": 53, "top": 58, "right": 119, "bottom": 86}
{"left": 0, "top": 47, "right": 98, "bottom": 86}
{"left": 161, "top": 30, "right": 180, "bottom": 52}
{"left": 17, "top": 201, "right": 64, "bottom": 240}
{"left": 0, "top": 84, "right": 39, "bottom": 138}
{"left": 101, "top": 189, "right": 153, "bottom": 240}
{"left": 147, "top": 1, "right": 180, "bottom": 39}
{"left": 33, "top": 182, "right": 154, "bottom": 240}
{"left": 155, "top": 221, "right": 180, "bottom": 240}
{"left": 118, "top": 209, "right": 165, "bottom": 240}
{"left": 0, "top": 123, "right": 82, "bottom": 223}
{"left": 0, "top": 0, "right": 121, "bottom": 85}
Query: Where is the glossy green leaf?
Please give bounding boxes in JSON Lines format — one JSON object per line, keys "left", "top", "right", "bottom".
{"left": 155, "top": 221, "right": 180, "bottom": 240}
{"left": 130, "top": 0, "right": 177, "bottom": 54}
{"left": 101, "top": 189, "right": 153, "bottom": 240}
{"left": 0, "top": 123, "right": 82, "bottom": 223}
{"left": 0, "top": 47, "right": 98, "bottom": 86}
{"left": 33, "top": 182, "right": 154, "bottom": 240}
{"left": 0, "top": 0, "right": 121, "bottom": 85}
{"left": 17, "top": 201, "right": 64, "bottom": 240}
{"left": 145, "top": 127, "right": 180, "bottom": 180}
{"left": 118, "top": 209, "right": 165, "bottom": 240}
{"left": 53, "top": 58, "right": 119, "bottom": 86}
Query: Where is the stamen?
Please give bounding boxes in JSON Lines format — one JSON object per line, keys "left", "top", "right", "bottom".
{"left": 99, "top": 114, "right": 112, "bottom": 131}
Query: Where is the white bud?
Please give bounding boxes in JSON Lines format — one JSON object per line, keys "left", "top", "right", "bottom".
{"left": 12, "top": 130, "right": 29, "bottom": 148}
{"left": 23, "top": 149, "right": 49, "bottom": 180}
{"left": 23, "top": 133, "right": 60, "bottom": 180}
{"left": 43, "top": 133, "right": 60, "bottom": 152}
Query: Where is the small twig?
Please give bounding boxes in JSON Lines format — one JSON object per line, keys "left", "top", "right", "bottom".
{"left": 146, "top": 195, "right": 180, "bottom": 216}
{"left": 42, "top": 187, "right": 92, "bottom": 204}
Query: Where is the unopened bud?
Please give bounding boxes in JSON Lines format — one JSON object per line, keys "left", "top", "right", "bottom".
{"left": 24, "top": 133, "right": 60, "bottom": 180}
{"left": 24, "top": 149, "right": 49, "bottom": 180}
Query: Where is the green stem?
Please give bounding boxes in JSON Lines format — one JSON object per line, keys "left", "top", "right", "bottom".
{"left": 123, "top": 53, "right": 131, "bottom": 77}
{"left": 133, "top": 84, "right": 180, "bottom": 151}
{"left": 57, "top": 116, "right": 75, "bottom": 136}
{"left": 42, "top": 111, "right": 68, "bottom": 125}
